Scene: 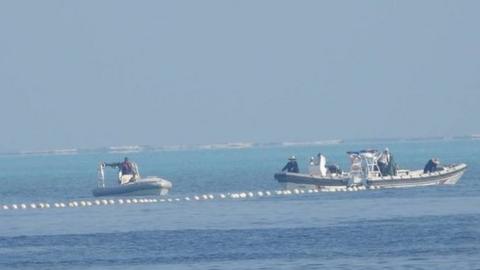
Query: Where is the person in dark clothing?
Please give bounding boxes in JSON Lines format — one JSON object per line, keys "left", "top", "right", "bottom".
{"left": 104, "top": 157, "right": 136, "bottom": 184}
{"left": 381, "top": 154, "right": 397, "bottom": 176}
{"left": 424, "top": 158, "right": 439, "bottom": 173}
{"left": 282, "top": 156, "right": 299, "bottom": 173}
{"left": 377, "top": 148, "right": 390, "bottom": 175}
{"left": 105, "top": 157, "right": 133, "bottom": 174}
{"left": 326, "top": 164, "right": 342, "bottom": 174}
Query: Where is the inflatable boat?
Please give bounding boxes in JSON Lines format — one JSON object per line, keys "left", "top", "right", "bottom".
{"left": 275, "top": 150, "right": 467, "bottom": 190}
{"left": 92, "top": 162, "right": 172, "bottom": 197}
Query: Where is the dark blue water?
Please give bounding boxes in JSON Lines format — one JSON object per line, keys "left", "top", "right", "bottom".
{"left": 1, "top": 139, "right": 479, "bottom": 269}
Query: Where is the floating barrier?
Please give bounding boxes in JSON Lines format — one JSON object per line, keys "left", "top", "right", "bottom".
{"left": 1, "top": 185, "right": 381, "bottom": 212}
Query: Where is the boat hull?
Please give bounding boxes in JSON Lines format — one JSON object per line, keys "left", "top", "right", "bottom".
{"left": 366, "top": 164, "right": 466, "bottom": 188}
{"left": 275, "top": 172, "right": 349, "bottom": 189}
{"left": 92, "top": 177, "right": 172, "bottom": 197}
{"left": 274, "top": 164, "right": 467, "bottom": 189}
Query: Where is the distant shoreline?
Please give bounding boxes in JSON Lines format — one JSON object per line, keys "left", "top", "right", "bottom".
{"left": 1, "top": 135, "right": 478, "bottom": 156}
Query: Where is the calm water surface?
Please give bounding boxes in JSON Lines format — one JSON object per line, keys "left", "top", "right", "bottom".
{"left": 0, "top": 139, "right": 479, "bottom": 269}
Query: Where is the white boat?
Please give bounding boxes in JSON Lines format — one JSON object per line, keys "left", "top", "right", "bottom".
{"left": 275, "top": 149, "right": 467, "bottom": 190}
{"left": 92, "top": 162, "right": 172, "bottom": 197}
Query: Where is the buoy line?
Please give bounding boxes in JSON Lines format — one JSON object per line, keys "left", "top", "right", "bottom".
{"left": 0, "top": 186, "right": 382, "bottom": 211}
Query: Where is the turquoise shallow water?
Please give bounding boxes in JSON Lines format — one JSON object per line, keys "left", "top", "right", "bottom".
{"left": 0, "top": 139, "right": 479, "bottom": 269}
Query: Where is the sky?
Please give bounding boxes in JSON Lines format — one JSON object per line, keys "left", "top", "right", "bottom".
{"left": 0, "top": 1, "right": 479, "bottom": 151}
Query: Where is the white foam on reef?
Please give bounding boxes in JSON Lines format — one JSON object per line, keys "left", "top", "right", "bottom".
{"left": 108, "top": 145, "right": 143, "bottom": 154}
{"left": 1, "top": 186, "right": 377, "bottom": 212}
{"left": 17, "top": 148, "right": 78, "bottom": 156}
{"left": 281, "top": 139, "right": 343, "bottom": 147}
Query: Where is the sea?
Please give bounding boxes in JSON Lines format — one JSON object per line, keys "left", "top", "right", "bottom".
{"left": 0, "top": 139, "right": 479, "bottom": 269}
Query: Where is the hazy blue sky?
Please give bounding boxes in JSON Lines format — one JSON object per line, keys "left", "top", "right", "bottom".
{"left": 0, "top": 1, "right": 479, "bottom": 151}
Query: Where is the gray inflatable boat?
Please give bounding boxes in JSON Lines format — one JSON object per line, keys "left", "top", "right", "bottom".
{"left": 275, "top": 150, "right": 467, "bottom": 190}
{"left": 92, "top": 162, "right": 172, "bottom": 197}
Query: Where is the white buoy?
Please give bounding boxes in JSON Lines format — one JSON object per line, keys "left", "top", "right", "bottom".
{"left": 3, "top": 205, "right": 9, "bottom": 210}
{"left": 275, "top": 190, "right": 282, "bottom": 195}
{"left": 167, "top": 198, "right": 173, "bottom": 202}
{"left": 159, "top": 199, "right": 166, "bottom": 202}
{"left": 80, "top": 201, "right": 86, "bottom": 207}
{"left": 132, "top": 199, "right": 138, "bottom": 203}
{"left": 30, "top": 204, "right": 37, "bottom": 209}
{"left": 175, "top": 198, "right": 181, "bottom": 202}
{"left": 265, "top": 191, "right": 272, "bottom": 196}
{"left": 86, "top": 201, "right": 92, "bottom": 206}
{"left": 194, "top": 196, "right": 200, "bottom": 200}
{"left": 185, "top": 197, "right": 191, "bottom": 201}
{"left": 220, "top": 194, "right": 226, "bottom": 199}
{"left": 21, "top": 204, "right": 27, "bottom": 209}
{"left": 239, "top": 193, "right": 247, "bottom": 198}
{"left": 12, "top": 204, "right": 18, "bottom": 209}
{"left": 257, "top": 191, "right": 264, "bottom": 197}
{"left": 118, "top": 199, "right": 124, "bottom": 204}
{"left": 60, "top": 203, "right": 66, "bottom": 208}
{"left": 247, "top": 192, "right": 254, "bottom": 197}
{"left": 152, "top": 199, "right": 158, "bottom": 203}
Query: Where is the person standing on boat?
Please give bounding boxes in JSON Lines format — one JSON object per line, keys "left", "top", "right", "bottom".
{"left": 104, "top": 157, "right": 136, "bottom": 184}
{"left": 424, "top": 158, "right": 439, "bottom": 173}
{"left": 377, "top": 148, "right": 391, "bottom": 175}
{"left": 282, "top": 156, "right": 299, "bottom": 173}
